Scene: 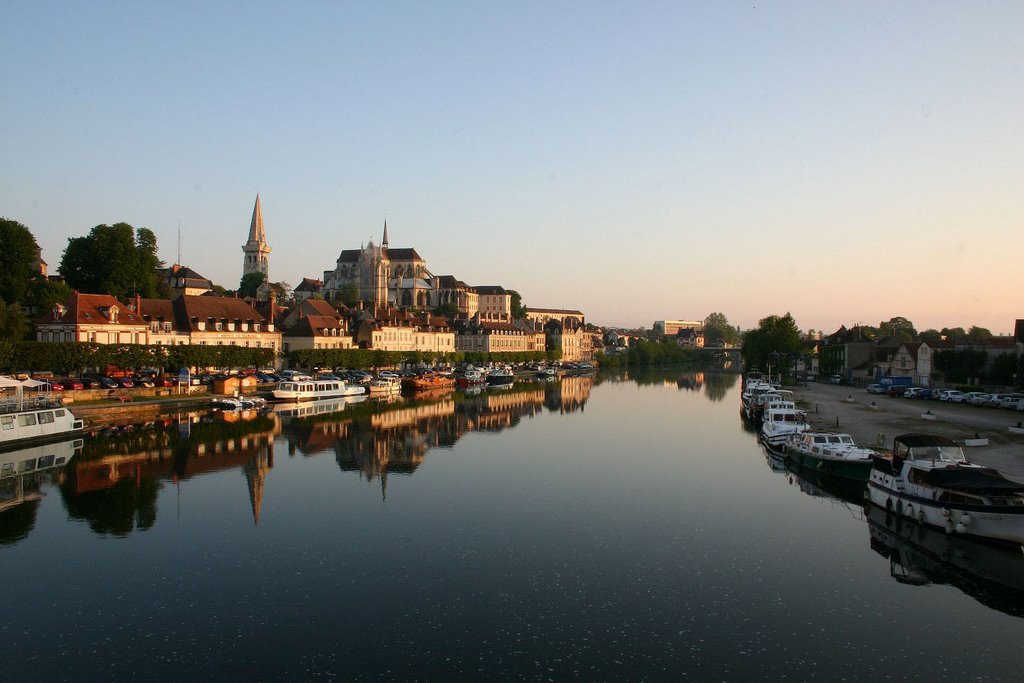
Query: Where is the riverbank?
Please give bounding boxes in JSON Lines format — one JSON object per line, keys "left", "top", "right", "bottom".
{"left": 794, "top": 382, "right": 1024, "bottom": 481}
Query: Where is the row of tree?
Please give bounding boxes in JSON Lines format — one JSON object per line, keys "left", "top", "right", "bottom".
{"left": 0, "top": 341, "right": 274, "bottom": 376}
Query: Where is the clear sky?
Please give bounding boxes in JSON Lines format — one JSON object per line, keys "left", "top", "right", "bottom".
{"left": 2, "top": 2, "right": 1021, "bottom": 334}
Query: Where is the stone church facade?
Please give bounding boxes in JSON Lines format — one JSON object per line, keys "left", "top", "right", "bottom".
{"left": 322, "top": 222, "right": 436, "bottom": 309}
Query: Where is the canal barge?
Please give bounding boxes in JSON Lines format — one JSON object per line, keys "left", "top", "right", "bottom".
{"left": 1, "top": 377, "right": 84, "bottom": 449}
{"left": 272, "top": 379, "right": 366, "bottom": 401}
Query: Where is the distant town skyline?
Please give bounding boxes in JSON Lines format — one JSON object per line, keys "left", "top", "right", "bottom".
{"left": 3, "top": 3, "right": 1020, "bottom": 335}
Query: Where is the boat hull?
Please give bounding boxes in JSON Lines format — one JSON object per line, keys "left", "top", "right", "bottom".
{"left": 785, "top": 447, "right": 872, "bottom": 482}
{"left": 867, "top": 481, "right": 1024, "bottom": 548}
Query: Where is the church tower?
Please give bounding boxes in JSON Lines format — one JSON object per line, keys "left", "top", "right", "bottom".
{"left": 242, "top": 194, "right": 271, "bottom": 281}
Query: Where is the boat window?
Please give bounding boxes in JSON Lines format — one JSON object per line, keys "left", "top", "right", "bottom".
{"left": 18, "top": 414, "right": 37, "bottom": 427}
{"left": 839, "top": 436, "right": 854, "bottom": 444}
{"left": 814, "top": 436, "right": 827, "bottom": 443}
{"left": 39, "top": 412, "right": 54, "bottom": 424}
{"left": 1, "top": 462, "right": 12, "bottom": 476}
{"left": 17, "top": 458, "right": 37, "bottom": 473}
{"left": 38, "top": 455, "right": 55, "bottom": 468}
{"left": 55, "top": 410, "right": 65, "bottom": 417}
{"left": 1, "top": 415, "right": 13, "bottom": 430}
{"left": 56, "top": 457, "right": 66, "bottom": 465}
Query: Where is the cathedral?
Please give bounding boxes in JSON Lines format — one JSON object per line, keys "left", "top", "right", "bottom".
{"left": 322, "top": 222, "right": 436, "bottom": 309}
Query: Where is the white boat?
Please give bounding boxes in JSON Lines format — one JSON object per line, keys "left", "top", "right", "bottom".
{"left": 272, "top": 379, "right": 365, "bottom": 401}
{"left": 272, "top": 394, "right": 366, "bottom": 418}
{"left": 368, "top": 377, "right": 402, "bottom": 395}
{"left": 760, "top": 404, "right": 808, "bottom": 447}
{"left": 535, "top": 366, "right": 557, "bottom": 378}
{"left": 867, "top": 433, "right": 1024, "bottom": 548}
{"left": 1, "top": 377, "right": 84, "bottom": 448}
{"left": 784, "top": 431, "right": 875, "bottom": 481}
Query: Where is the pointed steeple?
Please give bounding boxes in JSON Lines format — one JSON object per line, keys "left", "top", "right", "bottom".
{"left": 248, "top": 194, "right": 265, "bottom": 243}
{"left": 382, "top": 217, "right": 389, "bottom": 248}
{"left": 242, "top": 193, "right": 271, "bottom": 287}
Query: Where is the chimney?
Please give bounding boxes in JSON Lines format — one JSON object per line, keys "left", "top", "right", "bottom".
{"left": 135, "top": 292, "right": 141, "bottom": 316}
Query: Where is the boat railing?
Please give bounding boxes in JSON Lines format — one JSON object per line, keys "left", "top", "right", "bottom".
{"left": 0, "top": 394, "right": 64, "bottom": 415}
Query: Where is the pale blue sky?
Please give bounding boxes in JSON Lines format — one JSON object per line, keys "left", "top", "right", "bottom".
{"left": 3, "top": 2, "right": 1021, "bottom": 332}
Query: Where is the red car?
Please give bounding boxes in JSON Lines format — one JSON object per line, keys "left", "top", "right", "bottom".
{"left": 60, "top": 378, "right": 85, "bottom": 391}
{"left": 39, "top": 379, "right": 64, "bottom": 391}
{"left": 115, "top": 378, "right": 135, "bottom": 388}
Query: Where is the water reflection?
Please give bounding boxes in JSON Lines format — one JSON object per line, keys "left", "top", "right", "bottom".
{"left": 1, "top": 438, "right": 81, "bottom": 544}
{"left": 867, "top": 505, "right": 1024, "bottom": 619}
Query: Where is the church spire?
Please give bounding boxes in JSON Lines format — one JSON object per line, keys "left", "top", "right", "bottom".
{"left": 248, "top": 194, "right": 265, "bottom": 243}
{"left": 382, "top": 217, "right": 389, "bottom": 248}
{"left": 242, "top": 193, "right": 272, "bottom": 289}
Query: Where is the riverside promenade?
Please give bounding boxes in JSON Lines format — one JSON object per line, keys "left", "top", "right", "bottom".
{"left": 794, "top": 382, "right": 1024, "bottom": 481}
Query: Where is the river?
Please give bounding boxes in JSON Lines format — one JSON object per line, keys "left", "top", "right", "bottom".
{"left": 2, "top": 369, "right": 1023, "bottom": 680}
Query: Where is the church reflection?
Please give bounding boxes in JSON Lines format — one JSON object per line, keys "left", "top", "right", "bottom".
{"left": 55, "top": 377, "right": 596, "bottom": 534}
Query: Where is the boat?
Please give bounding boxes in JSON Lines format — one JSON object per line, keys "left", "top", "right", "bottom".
{"left": 402, "top": 373, "right": 456, "bottom": 391}
{"left": 272, "top": 394, "right": 366, "bottom": 418}
{"left": 455, "top": 367, "right": 486, "bottom": 387}
{"left": 1, "top": 377, "right": 84, "bottom": 448}
{"left": 272, "top": 378, "right": 365, "bottom": 401}
{"left": 760, "top": 404, "right": 808, "bottom": 447}
{"left": 485, "top": 365, "right": 515, "bottom": 386}
{"left": 535, "top": 366, "right": 557, "bottom": 379}
{"left": 211, "top": 396, "right": 267, "bottom": 410}
{"left": 867, "top": 433, "right": 1024, "bottom": 548}
{"left": 368, "top": 376, "right": 402, "bottom": 395}
{"left": 783, "top": 431, "right": 876, "bottom": 481}
{"left": 866, "top": 505, "right": 1024, "bottom": 618}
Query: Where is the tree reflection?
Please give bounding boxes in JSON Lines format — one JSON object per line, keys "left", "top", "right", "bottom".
{"left": 59, "top": 464, "right": 160, "bottom": 536}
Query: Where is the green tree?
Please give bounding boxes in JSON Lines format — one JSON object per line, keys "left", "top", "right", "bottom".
{"left": 58, "top": 223, "right": 163, "bottom": 298}
{"left": 336, "top": 282, "right": 360, "bottom": 307}
{"left": 26, "top": 275, "right": 72, "bottom": 315}
{"left": 919, "top": 328, "right": 942, "bottom": 342}
{"left": 0, "top": 299, "right": 30, "bottom": 341}
{"left": 704, "top": 312, "right": 739, "bottom": 346}
{"left": 508, "top": 289, "right": 526, "bottom": 319}
{"left": 0, "top": 218, "right": 40, "bottom": 305}
{"left": 878, "top": 316, "right": 916, "bottom": 341}
{"left": 967, "top": 325, "right": 993, "bottom": 342}
{"left": 940, "top": 327, "right": 967, "bottom": 343}
{"left": 741, "top": 313, "right": 803, "bottom": 375}
{"left": 238, "top": 272, "right": 266, "bottom": 298}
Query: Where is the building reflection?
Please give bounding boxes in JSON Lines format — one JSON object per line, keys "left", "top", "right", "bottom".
{"left": 61, "top": 411, "right": 278, "bottom": 534}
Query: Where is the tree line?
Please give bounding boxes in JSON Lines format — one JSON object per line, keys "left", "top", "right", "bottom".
{"left": 0, "top": 340, "right": 274, "bottom": 376}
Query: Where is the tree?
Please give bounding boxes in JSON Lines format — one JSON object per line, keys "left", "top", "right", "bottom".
{"left": 878, "top": 316, "right": 916, "bottom": 341}
{"left": 0, "top": 299, "right": 30, "bottom": 341}
{"left": 967, "top": 326, "right": 993, "bottom": 342}
{"left": 940, "top": 327, "right": 967, "bottom": 343}
{"left": 919, "top": 329, "right": 942, "bottom": 342}
{"left": 741, "top": 313, "right": 803, "bottom": 375}
{"left": 704, "top": 312, "right": 739, "bottom": 346}
{"left": 26, "top": 275, "right": 72, "bottom": 315}
{"left": 0, "top": 217, "right": 40, "bottom": 305}
{"left": 238, "top": 272, "right": 266, "bottom": 298}
{"left": 336, "top": 282, "right": 360, "bottom": 307}
{"left": 58, "top": 223, "right": 163, "bottom": 298}
{"left": 508, "top": 289, "right": 526, "bottom": 319}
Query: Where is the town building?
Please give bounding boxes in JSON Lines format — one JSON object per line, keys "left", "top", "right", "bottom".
{"left": 654, "top": 319, "right": 703, "bottom": 339}
{"left": 36, "top": 292, "right": 147, "bottom": 344}
{"left": 524, "top": 307, "right": 585, "bottom": 326}
{"left": 162, "top": 264, "right": 214, "bottom": 297}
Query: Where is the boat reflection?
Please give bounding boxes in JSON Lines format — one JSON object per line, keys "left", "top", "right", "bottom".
{"left": 1, "top": 437, "right": 83, "bottom": 544}
{"left": 784, "top": 460, "right": 868, "bottom": 508}
{"left": 867, "top": 505, "right": 1024, "bottom": 618}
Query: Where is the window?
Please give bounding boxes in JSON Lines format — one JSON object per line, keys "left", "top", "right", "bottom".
{"left": 18, "top": 414, "right": 38, "bottom": 427}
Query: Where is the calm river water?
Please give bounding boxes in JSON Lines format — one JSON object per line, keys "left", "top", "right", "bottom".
{"left": 3, "top": 370, "right": 1024, "bottom": 680}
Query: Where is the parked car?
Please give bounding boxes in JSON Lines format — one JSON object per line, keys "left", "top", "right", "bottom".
{"left": 903, "top": 387, "right": 922, "bottom": 399}
{"left": 115, "top": 378, "right": 135, "bottom": 388}
{"left": 59, "top": 378, "right": 85, "bottom": 391}
{"left": 915, "top": 388, "right": 933, "bottom": 399}
{"left": 931, "top": 389, "right": 952, "bottom": 401}
{"left": 958, "top": 391, "right": 987, "bottom": 405}
{"left": 137, "top": 378, "right": 156, "bottom": 388}
{"left": 1000, "top": 394, "right": 1024, "bottom": 410}
{"left": 87, "top": 375, "right": 119, "bottom": 389}
{"left": 967, "top": 392, "right": 993, "bottom": 406}
{"left": 37, "top": 379, "right": 64, "bottom": 392}
{"left": 866, "top": 384, "right": 887, "bottom": 394}
{"left": 941, "top": 390, "right": 964, "bottom": 402}
{"left": 983, "top": 393, "right": 1006, "bottom": 407}
{"left": 887, "top": 385, "right": 907, "bottom": 397}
